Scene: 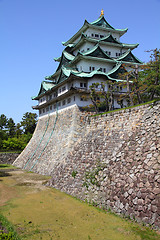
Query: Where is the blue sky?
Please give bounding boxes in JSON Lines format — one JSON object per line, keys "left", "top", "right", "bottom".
{"left": 0, "top": 0, "right": 160, "bottom": 123}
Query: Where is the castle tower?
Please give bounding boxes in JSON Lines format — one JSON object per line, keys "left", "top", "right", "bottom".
{"left": 32, "top": 11, "right": 142, "bottom": 116}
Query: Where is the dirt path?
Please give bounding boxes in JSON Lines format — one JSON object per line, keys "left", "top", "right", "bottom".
{"left": 0, "top": 167, "right": 159, "bottom": 240}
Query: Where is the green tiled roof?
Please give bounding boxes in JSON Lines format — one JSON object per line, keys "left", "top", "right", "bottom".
{"left": 99, "top": 34, "right": 122, "bottom": 44}
{"left": 78, "top": 44, "right": 113, "bottom": 60}
{"left": 33, "top": 81, "right": 56, "bottom": 99}
{"left": 56, "top": 51, "right": 75, "bottom": 72}
{"left": 117, "top": 49, "right": 143, "bottom": 64}
{"left": 65, "top": 32, "right": 138, "bottom": 52}
{"left": 90, "top": 15, "right": 114, "bottom": 29}
{"left": 63, "top": 16, "right": 128, "bottom": 46}
{"left": 107, "top": 62, "right": 127, "bottom": 79}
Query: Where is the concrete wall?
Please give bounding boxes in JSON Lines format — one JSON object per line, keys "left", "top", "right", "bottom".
{"left": 14, "top": 102, "right": 160, "bottom": 228}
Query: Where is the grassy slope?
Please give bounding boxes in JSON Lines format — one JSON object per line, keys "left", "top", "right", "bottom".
{"left": 0, "top": 165, "right": 159, "bottom": 240}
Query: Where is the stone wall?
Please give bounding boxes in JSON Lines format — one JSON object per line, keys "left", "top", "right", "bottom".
{"left": 14, "top": 106, "right": 87, "bottom": 174}
{"left": 0, "top": 153, "right": 19, "bottom": 164}
{"left": 14, "top": 102, "right": 160, "bottom": 228}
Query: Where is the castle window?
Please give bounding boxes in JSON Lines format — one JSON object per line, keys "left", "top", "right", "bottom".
{"left": 58, "top": 102, "right": 61, "bottom": 107}
{"left": 80, "top": 82, "right": 87, "bottom": 88}
{"left": 89, "top": 66, "right": 95, "bottom": 71}
{"left": 50, "top": 105, "right": 52, "bottom": 110}
{"left": 100, "top": 35, "right": 104, "bottom": 38}
{"left": 91, "top": 33, "right": 94, "bottom": 37}
{"left": 59, "top": 88, "right": 61, "bottom": 93}
{"left": 43, "top": 108, "right": 45, "bottom": 113}
{"left": 39, "top": 109, "right": 41, "bottom": 114}
{"left": 49, "top": 95, "right": 52, "bottom": 100}
{"left": 54, "top": 104, "right": 56, "bottom": 109}
{"left": 74, "top": 96, "right": 76, "bottom": 101}
{"left": 62, "top": 86, "right": 66, "bottom": 92}
{"left": 95, "top": 34, "right": 99, "bottom": 38}
{"left": 120, "top": 86, "right": 122, "bottom": 91}
{"left": 116, "top": 53, "right": 121, "bottom": 57}
{"left": 106, "top": 51, "right": 111, "bottom": 56}
{"left": 53, "top": 92, "right": 58, "bottom": 98}
{"left": 67, "top": 98, "right": 71, "bottom": 104}
{"left": 46, "top": 106, "right": 49, "bottom": 112}
{"left": 87, "top": 48, "right": 90, "bottom": 50}
{"left": 62, "top": 100, "right": 66, "bottom": 106}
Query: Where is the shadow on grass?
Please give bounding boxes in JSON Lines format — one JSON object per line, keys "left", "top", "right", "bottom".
{"left": 0, "top": 171, "right": 12, "bottom": 179}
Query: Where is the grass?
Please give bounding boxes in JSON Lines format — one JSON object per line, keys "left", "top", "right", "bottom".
{"left": 0, "top": 164, "right": 17, "bottom": 169}
{"left": 0, "top": 151, "right": 21, "bottom": 154}
{"left": 90, "top": 98, "right": 160, "bottom": 117}
{"left": 0, "top": 214, "right": 20, "bottom": 240}
{"left": 0, "top": 165, "right": 159, "bottom": 240}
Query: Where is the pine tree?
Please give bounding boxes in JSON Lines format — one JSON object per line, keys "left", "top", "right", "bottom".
{"left": 141, "top": 48, "right": 160, "bottom": 100}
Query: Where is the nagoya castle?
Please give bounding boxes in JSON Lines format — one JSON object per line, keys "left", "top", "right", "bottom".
{"left": 32, "top": 10, "right": 142, "bottom": 117}
{"left": 14, "top": 12, "right": 160, "bottom": 228}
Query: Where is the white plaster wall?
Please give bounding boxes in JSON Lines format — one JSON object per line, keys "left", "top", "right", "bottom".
{"left": 76, "top": 59, "right": 113, "bottom": 73}
{"left": 58, "top": 84, "right": 68, "bottom": 97}
{"left": 84, "top": 28, "right": 120, "bottom": 41}
{"left": 39, "top": 96, "right": 47, "bottom": 105}
{"left": 73, "top": 42, "right": 94, "bottom": 56}
{"left": 75, "top": 93, "right": 92, "bottom": 107}
{"left": 73, "top": 40, "right": 125, "bottom": 59}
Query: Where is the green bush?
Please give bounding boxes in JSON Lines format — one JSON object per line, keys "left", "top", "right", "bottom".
{"left": 0, "top": 231, "right": 15, "bottom": 240}
{"left": 0, "top": 214, "right": 20, "bottom": 240}
{"left": 1, "top": 133, "right": 32, "bottom": 152}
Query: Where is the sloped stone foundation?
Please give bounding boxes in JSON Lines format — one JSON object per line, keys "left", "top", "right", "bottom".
{"left": 14, "top": 102, "right": 160, "bottom": 228}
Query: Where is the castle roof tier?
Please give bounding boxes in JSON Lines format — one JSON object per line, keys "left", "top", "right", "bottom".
{"left": 65, "top": 33, "right": 139, "bottom": 52}
{"left": 63, "top": 15, "right": 128, "bottom": 46}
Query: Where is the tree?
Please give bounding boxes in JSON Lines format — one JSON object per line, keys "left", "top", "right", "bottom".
{"left": 141, "top": 48, "right": 160, "bottom": 100}
{"left": 0, "top": 114, "right": 7, "bottom": 130}
{"left": 118, "top": 64, "right": 147, "bottom": 106}
{"left": 15, "top": 123, "right": 23, "bottom": 137}
{"left": 89, "top": 83, "right": 100, "bottom": 113}
{"left": 6, "top": 118, "right": 16, "bottom": 137}
{"left": 20, "top": 112, "right": 38, "bottom": 134}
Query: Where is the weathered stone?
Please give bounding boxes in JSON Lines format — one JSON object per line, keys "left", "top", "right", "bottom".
{"left": 13, "top": 103, "right": 160, "bottom": 228}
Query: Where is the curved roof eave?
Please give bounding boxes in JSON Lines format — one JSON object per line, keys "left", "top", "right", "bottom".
{"left": 89, "top": 23, "right": 128, "bottom": 36}
{"left": 78, "top": 44, "right": 113, "bottom": 60}
{"left": 63, "top": 20, "right": 89, "bottom": 46}
{"left": 122, "top": 43, "right": 139, "bottom": 49}
{"left": 116, "top": 49, "right": 143, "bottom": 64}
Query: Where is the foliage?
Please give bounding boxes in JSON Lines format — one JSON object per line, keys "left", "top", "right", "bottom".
{"left": 88, "top": 81, "right": 118, "bottom": 113}
{"left": 1, "top": 133, "right": 32, "bottom": 151}
{"left": 83, "top": 162, "right": 106, "bottom": 189}
{"left": 21, "top": 112, "right": 37, "bottom": 134}
{"left": 90, "top": 98, "right": 160, "bottom": 117}
{"left": 0, "top": 114, "right": 7, "bottom": 130}
{"left": 87, "top": 49, "right": 160, "bottom": 111}
{"left": 0, "top": 112, "right": 36, "bottom": 152}
{"left": 141, "top": 48, "right": 160, "bottom": 100}
{"left": 71, "top": 170, "right": 78, "bottom": 178}
{"left": 6, "top": 118, "right": 16, "bottom": 138}
{"left": 0, "top": 214, "right": 20, "bottom": 240}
